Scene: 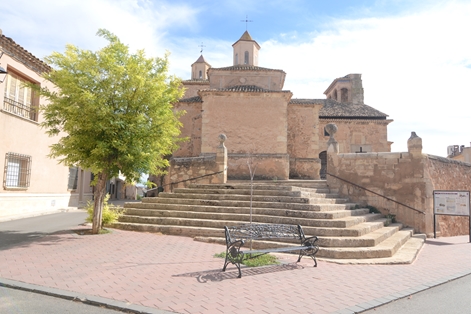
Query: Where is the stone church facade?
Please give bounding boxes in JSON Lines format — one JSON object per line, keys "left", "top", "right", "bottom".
{"left": 171, "top": 31, "right": 393, "bottom": 181}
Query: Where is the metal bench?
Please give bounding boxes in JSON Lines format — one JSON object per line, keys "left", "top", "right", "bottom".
{"left": 222, "top": 223, "right": 319, "bottom": 278}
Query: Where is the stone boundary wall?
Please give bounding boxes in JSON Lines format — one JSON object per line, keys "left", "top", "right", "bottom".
{"left": 228, "top": 153, "right": 290, "bottom": 180}
{"left": 426, "top": 155, "right": 471, "bottom": 237}
{"left": 327, "top": 151, "right": 432, "bottom": 235}
{"left": 164, "top": 156, "right": 220, "bottom": 190}
{"left": 327, "top": 128, "right": 471, "bottom": 237}
{"left": 160, "top": 134, "right": 228, "bottom": 192}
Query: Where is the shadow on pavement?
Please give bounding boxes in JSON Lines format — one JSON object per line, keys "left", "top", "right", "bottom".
{"left": 0, "top": 230, "right": 78, "bottom": 251}
{"left": 173, "top": 263, "right": 303, "bottom": 282}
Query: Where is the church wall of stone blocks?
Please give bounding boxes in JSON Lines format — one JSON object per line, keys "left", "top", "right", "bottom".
{"left": 169, "top": 31, "right": 393, "bottom": 181}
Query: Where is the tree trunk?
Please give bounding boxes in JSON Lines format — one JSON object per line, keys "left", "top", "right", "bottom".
{"left": 92, "top": 172, "right": 108, "bottom": 234}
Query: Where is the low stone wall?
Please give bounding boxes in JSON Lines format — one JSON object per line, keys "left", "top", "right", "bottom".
{"left": 327, "top": 151, "right": 432, "bottom": 235}
{"left": 227, "top": 153, "right": 289, "bottom": 180}
{"left": 289, "top": 158, "right": 321, "bottom": 179}
{"left": 163, "top": 155, "right": 220, "bottom": 190}
{"left": 426, "top": 155, "right": 471, "bottom": 236}
{"left": 154, "top": 135, "right": 228, "bottom": 193}
{"left": 326, "top": 127, "right": 471, "bottom": 237}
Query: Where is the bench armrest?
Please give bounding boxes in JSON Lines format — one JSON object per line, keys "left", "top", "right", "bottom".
{"left": 302, "top": 236, "right": 319, "bottom": 247}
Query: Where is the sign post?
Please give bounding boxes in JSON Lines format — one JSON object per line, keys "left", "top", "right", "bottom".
{"left": 433, "top": 190, "right": 470, "bottom": 242}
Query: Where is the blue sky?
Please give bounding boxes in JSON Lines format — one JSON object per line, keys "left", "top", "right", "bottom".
{"left": 1, "top": 0, "right": 470, "bottom": 156}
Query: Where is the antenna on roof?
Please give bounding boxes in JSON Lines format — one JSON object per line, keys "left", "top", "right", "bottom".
{"left": 198, "top": 42, "right": 206, "bottom": 54}
{"left": 240, "top": 15, "right": 253, "bottom": 31}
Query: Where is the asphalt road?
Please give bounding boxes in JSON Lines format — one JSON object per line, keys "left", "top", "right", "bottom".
{"left": 0, "top": 210, "right": 88, "bottom": 249}
{"left": 362, "top": 273, "right": 471, "bottom": 314}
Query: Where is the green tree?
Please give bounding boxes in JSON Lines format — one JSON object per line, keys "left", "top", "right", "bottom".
{"left": 37, "top": 29, "right": 184, "bottom": 233}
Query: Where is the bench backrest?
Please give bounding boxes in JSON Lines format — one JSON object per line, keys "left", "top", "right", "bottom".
{"left": 225, "top": 223, "right": 305, "bottom": 244}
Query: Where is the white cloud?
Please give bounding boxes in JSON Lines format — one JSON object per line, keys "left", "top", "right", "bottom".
{"left": 2, "top": 0, "right": 469, "bottom": 157}
{"left": 1, "top": 0, "right": 199, "bottom": 57}
{"left": 255, "top": 1, "right": 471, "bottom": 156}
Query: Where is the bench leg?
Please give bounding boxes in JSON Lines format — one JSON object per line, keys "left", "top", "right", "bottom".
{"left": 298, "top": 249, "right": 318, "bottom": 267}
{"left": 222, "top": 255, "right": 243, "bottom": 278}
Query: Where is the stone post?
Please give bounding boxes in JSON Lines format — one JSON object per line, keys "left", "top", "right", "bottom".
{"left": 325, "top": 123, "right": 339, "bottom": 191}
{"left": 326, "top": 123, "right": 339, "bottom": 154}
{"left": 215, "top": 134, "right": 228, "bottom": 183}
{"left": 407, "top": 131, "right": 423, "bottom": 158}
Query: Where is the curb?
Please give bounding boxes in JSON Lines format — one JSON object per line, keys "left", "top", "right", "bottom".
{"left": 0, "top": 278, "right": 178, "bottom": 314}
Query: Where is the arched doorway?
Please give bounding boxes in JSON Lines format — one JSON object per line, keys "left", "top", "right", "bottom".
{"left": 319, "top": 151, "right": 327, "bottom": 179}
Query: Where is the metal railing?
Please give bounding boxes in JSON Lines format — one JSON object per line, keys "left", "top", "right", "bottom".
{"left": 326, "top": 172, "right": 426, "bottom": 215}
{"left": 3, "top": 97, "right": 37, "bottom": 121}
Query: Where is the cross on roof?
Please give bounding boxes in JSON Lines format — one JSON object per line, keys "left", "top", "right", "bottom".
{"left": 198, "top": 42, "right": 206, "bottom": 54}
{"left": 241, "top": 15, "right": 253, "bottom": 30}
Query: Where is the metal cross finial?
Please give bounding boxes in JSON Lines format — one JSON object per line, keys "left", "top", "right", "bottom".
{"left": 198, "top": 42, "right": 206, "bottom": 54}
{"left": 241, "top": 15, "right": 253, "bottom": 30}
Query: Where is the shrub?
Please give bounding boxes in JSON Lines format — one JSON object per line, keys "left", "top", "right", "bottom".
{"left": 366, "top": 205, "right": 381, "bottom": 214}
{"left": 85, "top": 194, "right": 125, "bottom": 227}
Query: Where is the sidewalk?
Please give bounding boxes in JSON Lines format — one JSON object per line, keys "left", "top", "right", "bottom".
{"left": 1, "top": 227, "right": 471, "bottom": 314}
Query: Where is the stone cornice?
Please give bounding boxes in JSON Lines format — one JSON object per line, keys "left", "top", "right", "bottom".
{"left": 319, "top": 118, "right": 393, "bottom": 125}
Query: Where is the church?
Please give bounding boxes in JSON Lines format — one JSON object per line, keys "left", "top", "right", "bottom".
{"left": 171, "top": 31, "right": 393, "bottom": 180}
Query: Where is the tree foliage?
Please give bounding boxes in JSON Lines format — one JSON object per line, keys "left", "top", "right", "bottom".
{"left": 37, "top": 29, "right": 184, "bottom": 233}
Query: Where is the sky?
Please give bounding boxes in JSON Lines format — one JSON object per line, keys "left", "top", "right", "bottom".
{"left": 1, "top": 0, "right": 470, "bottom": 157}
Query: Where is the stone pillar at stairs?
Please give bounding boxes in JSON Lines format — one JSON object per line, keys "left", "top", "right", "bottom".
{"left": 215, "top": 134, "right": 228, "bottom": 183}
{"left": 325, "top": 123, "right": 340, "bottom": 191}
{"left": 407, "top": 131, "right": 422, "bottom": 158}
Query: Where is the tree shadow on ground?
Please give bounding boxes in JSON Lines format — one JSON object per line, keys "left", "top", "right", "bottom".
{"left": 0, "top": 230, "right": 79, "bottom": 251}
{"left": 173, "top": 263, "right": 303, "bottom": 283}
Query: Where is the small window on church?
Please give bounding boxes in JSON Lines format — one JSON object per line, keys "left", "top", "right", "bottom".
{"left": 333, "top": 90, "right": 337, "bottom": 101}
{"left": 324, "top": 127, "right": 329, "bottom": 136}
{"left": 341, "top": 88, "right": 348, "bottom": 103}
{"left": 244, "top": 51, "right": 249, "bottom": 64}
{"left": 199, "top": 70, "right": 202, "bottom": 79}
{"left": 235, "top": 53, "right": 238, "bottom": 65}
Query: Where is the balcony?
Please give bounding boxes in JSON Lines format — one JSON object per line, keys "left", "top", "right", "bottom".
{"left": 3, "top": 96, "right": 37, "bottom": 121}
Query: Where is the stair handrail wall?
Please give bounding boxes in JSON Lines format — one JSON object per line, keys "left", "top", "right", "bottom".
{"left": 167, "top": 168, "right": 226, "bottom": 192}
{"left": 326, "top": 172, "right": 425, "bottom": 215}
{"left": 148, "top": 134, "right": 228, "bottom": 195}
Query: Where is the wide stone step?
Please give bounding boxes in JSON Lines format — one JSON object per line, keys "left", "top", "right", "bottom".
{"left": 194, "top": 230, "right": 423, "bottom": 262}
{"left": 173, "top": 188, "right": 304, "bottom": 197}
{"left": 302, "top": 220, "right": 387, "bottom": 237}
{"left": 190, "top": 183, "right": 295, "bottom": 191}
{"left": 308, "top": 197, "right": 349, "bottom": 204}
{"left": 190, "top": 183, "right": 331, "bottom": 193}
{"left": 158, "top": 192, "right": 312, "bottom": 204}
{"left": 317, "top": 228, "right": 413, "bottom": 259}
{"left": 227, "top": 180, "right": 329, "bottom": 189}
{"left": 118, "top": 212, "right": 383, "bottom": 228}
{"left": 317, "top": 223, "right": 402, "bottom": 247}
{"left": 141, "top": 197, "right": 356, "bottom": 211}
{"left": 109, "top": 222, "right": 224, "bottom": 238}
{"left": 123, "top": 205, "right": 371, "bottom": 220}
{"left": 159, "top": 192, "right": 348, "bottom": 205}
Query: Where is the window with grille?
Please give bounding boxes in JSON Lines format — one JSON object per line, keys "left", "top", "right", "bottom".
{"left": 3, "top": 72, "right": 38, "bottom": 121}
{"left": 3, "top": 153, "right": 32, "bottom": 189}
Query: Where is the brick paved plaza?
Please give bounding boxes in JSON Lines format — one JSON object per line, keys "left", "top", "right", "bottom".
{"left": 1, "top": 228, "right": 471, "bottom": 314}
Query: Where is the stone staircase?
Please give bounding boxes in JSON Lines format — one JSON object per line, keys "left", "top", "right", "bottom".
{"left": 110, "top": 180, "right": 425, "bottom": 264}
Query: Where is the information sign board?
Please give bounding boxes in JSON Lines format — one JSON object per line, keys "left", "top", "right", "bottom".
{"left": 433, "top": 191, "right": 470, "bottom": 216}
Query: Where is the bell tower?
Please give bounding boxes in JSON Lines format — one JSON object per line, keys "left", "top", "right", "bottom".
{"left": 191, "top": 55, "right": 210, "bottom": 80}
{"left": 232, "top": 31, "right": 260, "bottom": 66}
